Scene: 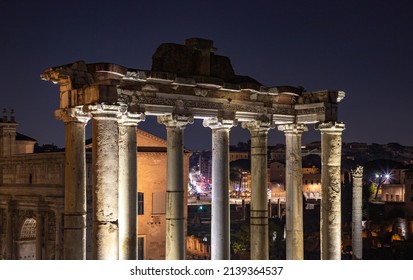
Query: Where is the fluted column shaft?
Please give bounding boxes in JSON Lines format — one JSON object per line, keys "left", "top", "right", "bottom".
{"left": 243, "top": 120, "right": 273, "bottom": 260}
{"left": 279, "top": 124, "right": 307, "bottom": 260}
{"left": 351, "top": 166, "right": 363, "bottom": 260}
{"left": 55, "top": 108, "right": 90, "bottom": 260}
{"left": 118, "top": 112, "right": 145, "bottom": 260}
{"left": 203, "top": 117, "right": 237, "bottom": 260}
{"left": 158, "top": 114, "right": 193, "bottom": 260}
{"left": 90, "top": 105, "right": 121, "bottom": 260}
{"left": 317, "top": 122, "right": 345, "bottom": 260}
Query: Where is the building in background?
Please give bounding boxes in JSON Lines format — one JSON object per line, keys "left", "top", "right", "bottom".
{"left": 0, "top": 112, "right": 189, "bottom": 259}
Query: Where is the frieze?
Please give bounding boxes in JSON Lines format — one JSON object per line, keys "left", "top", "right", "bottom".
{"left": 272, "top": 107, "right": 295, "bottom": 115}
{"left": 295, "top": 106, "right": 326, "bottom": 115}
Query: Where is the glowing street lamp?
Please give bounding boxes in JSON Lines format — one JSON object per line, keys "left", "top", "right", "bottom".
{"left": 374, "top": 172, "right": 391, "bottom": 200}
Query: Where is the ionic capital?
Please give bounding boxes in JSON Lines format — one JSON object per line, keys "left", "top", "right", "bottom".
{"left": 351, "top": 165, "right": 364, "bottom": 178}
{"left": 118, "top": 112, "right": 145, "bottom": 126}
{"left": 55, "top": 107, "right": 90, "bottom": 124}
{"left": 203, "top": 117, "right": 237, "bottom": 130}
{"left": 242, "top": 119, "right": 274, "bottom": 136}
{"left": 86, "top": 104, "right": 123, "bottom": 120}
{"left": 278, "top": 123, "right": 308, "bottom": 135}
{"left": 315, "top": 121, "right": 345, "bottom": 134}
{"left": 157, "top": 113, "right": 194, "bottom": 128}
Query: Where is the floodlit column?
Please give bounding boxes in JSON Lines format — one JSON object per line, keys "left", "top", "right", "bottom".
{"left": 158, "top": 114, "right": 193, "bottom": 260}
{"left": 278, "top": 124, "right": 307, "bottom": 260}
{"left": 118, "top": 112, "right": 145, "bottom": 260}
{"left": 55, "top": 108, "right": 90, "bottom": 260}
{"left": 351, "top": 165, "right": 363, "bottom": 260}
{"left": 89, "top": 104, "right": 121, "bottom": 260}
{"left": 317, "top": 122, "right": 345, "bottom": 260}
{"left": 203, "top": 117, "right": 237, "bottom": 260}
{"left": 243, "top": 120, "right": 273, "bottom": 260}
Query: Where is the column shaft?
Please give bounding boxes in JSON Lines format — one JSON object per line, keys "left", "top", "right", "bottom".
{"left": 91, "top": 106, "right": 120, "bottom": 260}
{"left": 351, "top": 166, "right": 363, "bottom": 260}
{"left": 279, "top": 124, "right": 306, "bottom": 260}
{"left": 212, "top": 128, "right": 230, "bottom": 259}
{"left": 118, "top": 115, "right": 142, "bottom": 260}
{"left": 243, "top": 121, "right": 272, "bottom": 260}
{"left": 165, "top": 126, "right": 185, "bottom": 259}
{"left": 55, "top": 108, "right": 89, "bottom": 260}
{"left": 158, "top": 114, "right": 192, "bottom": 260}
{"left": 318, "top": 122, "right": 345, "bottom": 260}
{"left": 204, "top": 117, "right": 236, "bottom": 260}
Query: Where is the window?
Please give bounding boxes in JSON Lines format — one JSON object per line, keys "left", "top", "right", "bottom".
{"left": 138, "top": 192, "right": 144, "bottom": 215}
{"left": 138, "top": 236, "right": 145, "bottom": 260}
{"left": 20, "top": 218, "right": 37, "bottom": 240}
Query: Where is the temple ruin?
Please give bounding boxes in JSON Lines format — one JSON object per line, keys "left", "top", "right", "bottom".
{"left": 41, "top": 38, "right": 346, "bottom": 260}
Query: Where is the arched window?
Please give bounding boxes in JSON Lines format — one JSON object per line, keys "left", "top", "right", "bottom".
{"left": 20, "top": 218, "right": 37, "bottom": 240}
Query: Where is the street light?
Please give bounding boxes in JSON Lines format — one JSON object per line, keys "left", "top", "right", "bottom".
{"left": 374, "top": 173, "right": 391, "bottom": 200}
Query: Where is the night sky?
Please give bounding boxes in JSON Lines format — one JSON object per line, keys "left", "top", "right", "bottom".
{"left": 1, "top": 1, "right": 412, "bottom": 151}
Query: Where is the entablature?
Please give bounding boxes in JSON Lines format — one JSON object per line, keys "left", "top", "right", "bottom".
{"left": 41, "top": 43, "right": 345, "bottom": 126}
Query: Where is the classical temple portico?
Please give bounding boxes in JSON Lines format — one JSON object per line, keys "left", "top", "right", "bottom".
{"left": 41, "top": 38, "right": 346, "bottom": 260}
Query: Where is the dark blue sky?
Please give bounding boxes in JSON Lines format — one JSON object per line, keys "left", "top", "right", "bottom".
{"left": 1, "top": 1, "right": 412, "bottom": 150}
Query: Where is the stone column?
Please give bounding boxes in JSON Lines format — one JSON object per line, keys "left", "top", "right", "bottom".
{"left": 242, "top": 120, "right": 273, "bottom": 260}
{"left": 89, "top": 104, "right": 121, "bottom": 260}
{"left": 36, "top": 210, "right": 43, "bottom": 260}
{"left": 351, "top": 165, "right": 363, "bottom": 260}
{"left": 203, "top": 117, "right": 237, "bottom": 260}
{"left": 278, "top": 124, "right": 307, "bottom": 260}
{"left": 55, "top": 108, "right": 90, "bottom": 260}
{"left": 158, "top": 114, "right": 193, "bottom": 260}
{"left": 317, "top": 122, "right": 345, "bottom": 260}
{"left": 118, "top": 112, "right": 145, "bottom": 260}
